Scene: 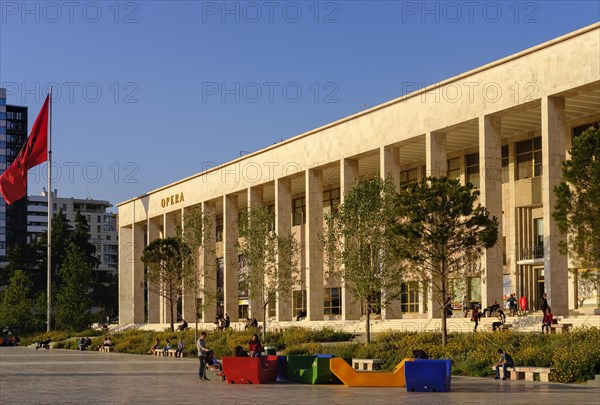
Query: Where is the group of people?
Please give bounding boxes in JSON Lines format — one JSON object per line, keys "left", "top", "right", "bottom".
{"left": 148, "top": 337, "right": 185, "bottom": 357}
{"left": 215, "top": 314, "right": 230, "bottom": 331}
{"left": 0, "top": 334, "right": 20, "bottom": 346}
{"left": 244, "top": 317, "right": 259, "bottom": 329}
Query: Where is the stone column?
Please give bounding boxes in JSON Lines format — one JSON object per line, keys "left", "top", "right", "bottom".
{"left": 181, "top": 206, "right": 197, "bottom": 323}
{"left": 276, "top": 177, "right": 293, "bottom": 321}
{"left": 479, "top": 115, "right": 504, "bottom": 308}
{"left": 541, "top": 96, "right": 568, "bottom": 316}
{"left": 306, "top": 168, "right": 324, "bottom": 321}
{"left": 425, "top": 131, "right": 447, "bottom": 177}
{"left": 146, "top": 217, "right": 160, "bottom": 323}
{"left": 201, "top": 201, "right": 217, "bottom": 324}
{"left": 118, "top": 225, "right": 134, "bottom": 324}
{"left": 162, "top": 212, "right": 179, "bottom": 325}
{"left": 340, "top": 158, "right": 361, "bottom": 320}
{"left": 247, "top": 186, "right": 264, "bottom": 321}
{"left": 223, "top": 194, "right": 239, "bottom": 321}
{"left": 380, "top": 146, "right": 401, "bottom": 319}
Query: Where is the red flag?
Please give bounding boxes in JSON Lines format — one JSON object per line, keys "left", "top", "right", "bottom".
{"left": 0, "top": 95, "right": 49, "bottom": 205}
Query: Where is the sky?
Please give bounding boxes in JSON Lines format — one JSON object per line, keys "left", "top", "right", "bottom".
{"left": 1, "top": 1, "right": 599, "bottom": 211}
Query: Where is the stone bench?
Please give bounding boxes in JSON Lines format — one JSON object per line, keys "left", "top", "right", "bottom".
{"left": 353, "top": 358, "right": 384, "bottom": 371}
{"left": 153, "top": 349, "right": 185, "bottom": 357}
{"left": 99, "top": 346, "right": 113, "bottom": 353}
{"left": 492, "top": 366, "right": 552, "bottom": 382}
{"left": 550, "top": 324, "right": 573, "bottom": 333}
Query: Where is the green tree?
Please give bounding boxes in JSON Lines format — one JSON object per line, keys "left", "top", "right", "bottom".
{"left": 141, "top": 237, "right": 191, "bottom": 332}
{"left": 395, "top": 177, "right": 498, "bottom": 345}
{"left": 179, "top": 206, "right": 215, "bottom": 339}
{"left": 55, "top": 243, "right": 94, "bottom": 331}
{"left": 554, "top": 126, "right": 600, "bottom": 307}
{"left": 71, "top": 211, "right": 99, "bottom": 269}
{"left": 323, "top": 176, "right": 403, "bottom": 343}
{"left": 238, "top": 205, "right": 300, "bottom": 342}
{"left": 0, "top": 270, "right": 36, "bottom": 334}
{"left": 3, "top": 239, "right": 45, "bottom": 290}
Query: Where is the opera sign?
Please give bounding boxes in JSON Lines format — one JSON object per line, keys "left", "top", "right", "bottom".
{"left": 161, "top": 192, "right": 185, "bottom": 208}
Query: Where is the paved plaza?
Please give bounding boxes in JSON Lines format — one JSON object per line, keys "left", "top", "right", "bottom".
{"left": 1, "top": 347, "right": 599, "bottom": 405}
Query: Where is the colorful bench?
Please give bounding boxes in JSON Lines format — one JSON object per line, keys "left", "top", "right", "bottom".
{"left": 221, "top": 355, "right": 278, "bottom": 384}
{"left": 286, "top": 355, "right": 350, "bottom": 384}
{"left": 405, "top": 359, "right": 452, "bottom": 392}
{"left": 330, "top": 358, "right": 411, "bottom": 387}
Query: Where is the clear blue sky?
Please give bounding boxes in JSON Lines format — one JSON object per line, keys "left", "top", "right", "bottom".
{"left": 1, "top": 1, "right": 598, "bottom": 210}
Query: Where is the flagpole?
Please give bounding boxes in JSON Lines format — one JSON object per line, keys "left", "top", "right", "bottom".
{"left": 47, "top": 88, "right": 52, "bottom": 332}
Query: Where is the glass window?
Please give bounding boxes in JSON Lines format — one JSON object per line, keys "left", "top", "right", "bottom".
{"left": 324, "top": 287, "right": 341, "bottom": 315}
{"left": 215, "top": 216, "right": 223, "bottom": 242}
{"left": 293, "top": 197, "right": 305, "bottom": 226}
{"left": 0, "top": 141, "right": 5, "bottom": 149}
{"left": 399, "top": 168, "right": 418, "bottom": 189}
{"left": 468, "top": 277, "right": 482, "bottom": 305}
{"left": 293, "top": 290, "right": 306, "bottom": 318}
{"left": 401, "top": 282, "right": 419, "bottom": 313}
{"left": 268, "top": 295, "right": 277, "bottom": 317}
{"left": 447, "top": 158, "right": 460, "bottom": 179}
{"left": 0, "top": 112, "right": 6, "bottom": 120}
{"left": 0, "top": 127, "right": 5, "bottom": 134}
{"left": 466, "top": 153, "right": 479, "bottom": 188}
{"left": 501, "top": 145, "right": 509, "bottom": 183}
{"left": 323, "top": 188, "right": 340, "bottom": 216}
{"left": 0, "top": 155, "right": 5, "bottom": 163}
{"left": 516, "top": 137, "right": 542, "bottom": 180}
{"left": 0, "top": 98, "right": 6, "bottom": 106}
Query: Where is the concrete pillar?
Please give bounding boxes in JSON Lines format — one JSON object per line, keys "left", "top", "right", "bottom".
{"left": 541, "top": 96, "right": 569, "bottom": 316}
{"left": 380, "top": 146, "right": 401, "bottom": 319}
{"left": 201, "top": 201, "right": 217, "bottom": 323}
{"left": 223, "top": 194, "right": 239, "bottom": 321}
{"left": 161, "top": 212, "right": 179, "bottom": 324}
{"left": 181, "top": 206, "right": 197, "bottom": 323}
{"left": 118, "top": 225, "right": 134, "bottom": 324}
{"left": 340, "top": 158, "right": 361, "bottom": 320}
{"left": 146, "top": 217, "right": 160, "bottom": 323}
{"left": 132, "top": 222, "right": 145, "bottom": 324}
{"left": 247, "top": 186, "right": 264, "bottom": 321}
{"left": 276, "top": 177, "right": 293, "bottom": 321}
{"left": 306, "top": 168, "right": 324, "bottom": 321}
{"left": 507, "top": 139, "right": 518, "bottom": 299}
{"left": 425, "top": 131, "right": 447, "bottom": 177}
{"left": 479, "top": 115, "right": 504, "bottom": 308}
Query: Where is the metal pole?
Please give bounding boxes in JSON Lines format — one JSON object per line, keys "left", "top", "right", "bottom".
{"left": 47, "top": 88, "right": 52, "bottom": 332}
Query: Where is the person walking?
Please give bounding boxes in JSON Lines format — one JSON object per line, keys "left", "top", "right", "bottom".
{"left": 197, "top": 332, "right": 210, "bottom": 381}
{"left": 539, "top": 293, "right": 549, "bottom": 313}
{"left": 507, "top": 294, "right": 517, "bottom": 317}
{"left": 494, "top": 349, "right": 514, "bottom": 380}
{"left": 462, "top": 295, "right": 470, "bottom": 318}
{"left": 471, "top": 306, "right": 482, "bottom": 332}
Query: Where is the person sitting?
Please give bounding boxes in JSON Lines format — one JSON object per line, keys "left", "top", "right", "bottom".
{"left": 250, "top": 317, "right": 258, "bottom": 328}
{"left": 296, "top": 310, "right": 306, "bottom": 321}
{"left": 36, "top": 338, "right": 51, "bottom": 350}
{"left": 492, "top": 309, "right": 506, "bottom": 331}
{"left": 224, "top": 314, "right": 230, "bottom": 329}
{"left": 235, "top": 345, "right": 249, "bottom": 357}
{"left": 248, "top": 334, "right": 262, "bottom": 357}
{"left": 483, "top": 300, "right": 500, "bottom": 317}
{"left": 494, "top": 348, "right": 514, "bottom": 380}
{"left": 205, "top": 350, "right": 226, "bottom": 382}
{"left": 99, "top": 336, "right": 113, "bottom": 351}
{"left": 542, "top": 307, "right": 553, "bottom": 333}
{"left": 244, "top": 318, "right": 252, "bottom": 330}
{"left": 412, "top": 349, "right": 428, "bottom": 359}
{"left": 175, "top": 338, "right": 185, "bottom": 358}
{"left": 78, "top": 337, "right": 91, "bottom": 351}
{"left": 444, "top": 296, "right": 453, "bottom": 318}
{"left": 162, "top": 339, "right": 172, "bottom": 355}
{"left": 176, "top": 319, "right": 188, "bottom": 332}
{"left": 148, "top": 338, "right": 160, "bottom": 354}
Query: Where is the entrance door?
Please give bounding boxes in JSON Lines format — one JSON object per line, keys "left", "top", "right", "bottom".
{"left": 536, "top": 267, "right": 545, "bottom": 310}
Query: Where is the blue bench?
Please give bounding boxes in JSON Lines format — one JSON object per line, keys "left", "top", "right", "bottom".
{"left": 405, "top": 359, "right": 452, "bottom": 392}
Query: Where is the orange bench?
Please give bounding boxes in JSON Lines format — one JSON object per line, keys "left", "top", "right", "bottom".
{"left": 330, "top": 358, "right": 412, "bottom": 387}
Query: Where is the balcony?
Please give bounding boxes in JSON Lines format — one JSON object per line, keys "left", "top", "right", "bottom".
{"left": 518, "top": 244, "right": 544, "bottom": 264}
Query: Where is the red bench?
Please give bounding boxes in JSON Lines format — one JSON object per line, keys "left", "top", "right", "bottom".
{"left": 221, "top": 356, "right": 278, "bottom": 384}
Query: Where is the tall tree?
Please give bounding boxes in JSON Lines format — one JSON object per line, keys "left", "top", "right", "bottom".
{"left": 0, "top": 270, "right": 36, "bottom": 334}
{"left": 238, "top": 205, "right": 300, "bottom": 342}
{"left": 395, "top": 177, "right": 498, "bottom": 345}
{"left": 554, "top": 126, "right": 600, "bottom": 307}
{"left": 141, "top": 237, "right": 191, "bottom": 332}
{"left": 3, "top": 239, "right": 45, "bottom": 290}
{"left": 71, "top": 211, "right": 99, "bottom": 268}
{"left": 179, "top": 206, "right": 215, "bottom": 339}
{"left": 323, "top": 176, "right": 403, "bottom": 343}
{"left": 55, "top": 243, "right": 94, "bottom": 331}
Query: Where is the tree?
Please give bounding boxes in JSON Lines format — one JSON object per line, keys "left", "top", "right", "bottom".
{"left": 554, "top": 126, "right": 600, "bottom": 307}
{"left": 55, "top": 243, "right": 94, "bottom": 331}
{"left": 572, "top": 269, "right": 600, "bottom": 308}
{"left": 395, "top": 177, "right": 498, "bottom": 345}
{"left": 71, "top": 211, "right": 99, "bottom": 269}
{"left": 0, "top": 270, "right": 36, "bottom": 334}
{"left": 238, "top": 205, "right": 300, "bottom": 342}
{"left": 323, "top": 176, "right": 403, "bottom": 344}
{"left": 179, "top": 206, "right": 215, "bottom": 340}
{"left": 141, "top": 237, "right": 191, "bottom": 332}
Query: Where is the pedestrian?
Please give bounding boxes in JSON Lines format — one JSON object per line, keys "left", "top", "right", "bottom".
{"left": 539, "top": 293, "right": 549, "bottom": 313}
{"left": 494, "top": 348, "right": 514, "bottom": 380}
{"left": 462, "top": 295, "right": 470, "bottom": 318}
{"left": 542, "top": 307, "right": 553, "bottom": 333}
{"left": 197, "top": 332, "right": 210, "bottom": 381}
{"left": 519, "top": 295, "right": 527, "bottom": 315}
{"left": 507, "top": 294, "right": 517, "bottom": 317}
{"left": 444, "top": 296, "right": 453, "bottom": 318}
{"left": 471, "top": 306, "right": 482, "bottom": 332}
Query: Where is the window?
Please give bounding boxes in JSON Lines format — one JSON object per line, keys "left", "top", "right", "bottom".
{"left": 52, "top": 203, "right": 57, "bottom": 211}
{"left": 501, "top": 145, "right": 509, "bottom": 183}
{"left": 534, "top": 218, "right": 544, "bottom": 257}
{"left": 0, "top": 98, "right": 6, "bottom": 106}
{"left": 293, "top": 290, "right": 306, "bottom": 317}
{"left": 324, "top": 287, "right": 341, "bottom": 315}
{"left": 293, "top": 197, "right": 305, "bottom": 226}
{"left": 62, "top": 204, "right": 67, "bottom": 210}
{"left": 0, "top": 112, "right": 5, "bottom": 120}
{"left": 466, "top": 153, "right": 479, "bottom": 188}
{"left": 516, "top": 137, "right": 542, "bottom": 180}
{"left": 268, "top": 295, "right": 277, "bottom": 317}
{"left": 0, "top": 127, "right": 5, "bottom": 135}
{"left": 399, "top": 168, "right": 418, "bottom": 189}
{"left": 401, "top": 282, "right": 419, "bottom": 313}
{"left": 106, "top": 235, "right": 111, "bottom": 241}
{"left": 323, "top": 188, "right": 340, "bottom": 216}
{"left": 215, "top": 216, "right": 223, "bottom": 242}
{"left": 447, "top": 158, "right": 460, "bottom": 179}
{"left": 97, "top": 215, "right": 101, "bottom": 223}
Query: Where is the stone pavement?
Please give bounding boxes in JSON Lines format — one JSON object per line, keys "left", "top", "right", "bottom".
{"left": 1, "top": 347, "right": 599, "bottom": 405}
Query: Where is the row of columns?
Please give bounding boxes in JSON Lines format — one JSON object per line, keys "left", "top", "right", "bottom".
{"left": 119, "top": 95, "right": 570, "bottom": 324}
